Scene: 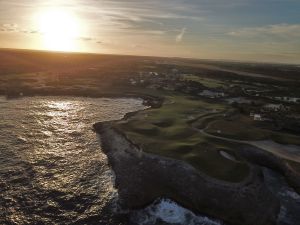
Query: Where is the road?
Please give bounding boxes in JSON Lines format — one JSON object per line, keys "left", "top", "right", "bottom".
{"left": 197, "top": 126, "right": 300, "bottom": 163}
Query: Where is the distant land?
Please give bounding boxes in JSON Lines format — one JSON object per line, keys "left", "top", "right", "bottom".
{"left": 0, "top": 48, "right": 300, "bottom": 225}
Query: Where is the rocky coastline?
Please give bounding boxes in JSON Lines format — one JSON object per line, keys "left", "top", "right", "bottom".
{"left": 93, "top": 121, "right": 281, "bottom": 225}
{"left": 239, "top": 146, "right": 300, "bottom": 194}
{"left": 92, "top": 92, "right": 300, "bottom": 225}
{"left": 4, "top": 90, "right": 298, "bottom": 224}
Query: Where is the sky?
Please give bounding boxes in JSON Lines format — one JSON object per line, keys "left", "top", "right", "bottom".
{"left": 0, "top": 0, "right": 300, "bottom": 63}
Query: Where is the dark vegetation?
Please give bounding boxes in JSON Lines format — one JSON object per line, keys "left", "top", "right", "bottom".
{"left": 1, "top": 48, "right": 300, "bottom": 182}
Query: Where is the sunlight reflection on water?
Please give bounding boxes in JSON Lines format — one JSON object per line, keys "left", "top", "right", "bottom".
{"left": 0, "top": 96, "right": 145, "bottom": 225}
{"left": 0, "top": 96, "right": 224, "bottom": 225}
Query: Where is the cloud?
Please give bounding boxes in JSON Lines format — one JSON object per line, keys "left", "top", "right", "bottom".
{"left": 0, "top": 23, "right": 40, "bottom": 35}
{"left": 228, "top": 24, "right": 300, "bottom": 39}
{"left": 78, "top": 36, "right": 94, "bottom": 41}
{"left": 78, "top": 0, "right": 205, "bottom": 21}
{"left": 0, "top": 23, "right": 18, "bottom": 32}
{"left": 0, "top": 1, "right": 204, "bottom": 40}
{"left": 69, "top": 0, "right": 205, "bottom": 36}
{"left": 176, "top": 27, "right": 186, "bottom": 43}
{"left": 130, "top": 43, "right": 146, "bottom": 49}
{"left": 21, "top": 29, "right": 39, "bottom": 34}
{"left": 142, "top": 30, "right": 165, "bottom": 35}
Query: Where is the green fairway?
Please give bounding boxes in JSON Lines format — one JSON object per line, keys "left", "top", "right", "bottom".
{"left": 182, "top": 74, "right": 226, "bottom": 88}
{"left": 205, "top": 115, "right": 300, "bottom": 145}
{"left": 115, "top": 94, "right": 250, "bottom": 182}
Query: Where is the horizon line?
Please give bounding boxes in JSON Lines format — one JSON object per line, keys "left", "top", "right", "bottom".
{"left": 0, "top": 47, "right": 299, "bottom": 66}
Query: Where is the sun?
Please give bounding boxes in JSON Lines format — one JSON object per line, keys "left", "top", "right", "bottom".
{"left": 37, "top": 9, "right": 81, "bottom": 52}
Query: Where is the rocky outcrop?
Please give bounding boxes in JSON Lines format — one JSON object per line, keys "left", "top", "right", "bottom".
{"left": 94, "top": 122, "right": 280, "bottom": 225}
{"left": 240, "top": 146, "right": 300, "bottom": 194}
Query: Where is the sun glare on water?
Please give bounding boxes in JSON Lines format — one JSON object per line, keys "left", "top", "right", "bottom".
{"left": 37, "top": 9, "right": 81, "bottom": 52}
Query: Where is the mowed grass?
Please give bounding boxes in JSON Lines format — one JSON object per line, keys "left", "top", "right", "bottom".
{"left": 206, "top": 115, "right": 300, "bottom": 145}
{"left": 115, "top": 94, "right": 250, "bottom": 182}
{"left": 182, "top": 74, "right": 226, "bottom": 89}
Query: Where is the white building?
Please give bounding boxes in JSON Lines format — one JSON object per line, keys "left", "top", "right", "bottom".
{"left": 254, "top": 114, "right": 263, "bottom": 121}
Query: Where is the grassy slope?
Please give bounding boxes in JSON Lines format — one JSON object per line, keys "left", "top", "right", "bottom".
{"left": 1, "top": 49, "right": 299, "bottom": 179}
{"left": 182, "top": 74, "right": 226, "bottom": 89}
{"left": 205, "top": 115, "right": 300, "bottom": 145}
{"left": 115, "top": 93, "right": 250, "bottom": 182}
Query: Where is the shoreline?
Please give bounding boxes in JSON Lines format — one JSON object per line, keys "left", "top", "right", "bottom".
{"left": 0, "top": 91, "right": 164, "bottom": 108}
{"left": 92, "top": 93, "right": 300, "bottom": 225}
{"left": 2, "top": 92, "right": 298, "bottom": 224}
{"left": 93, "top": 121, "right": 280, "bottom": 225}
